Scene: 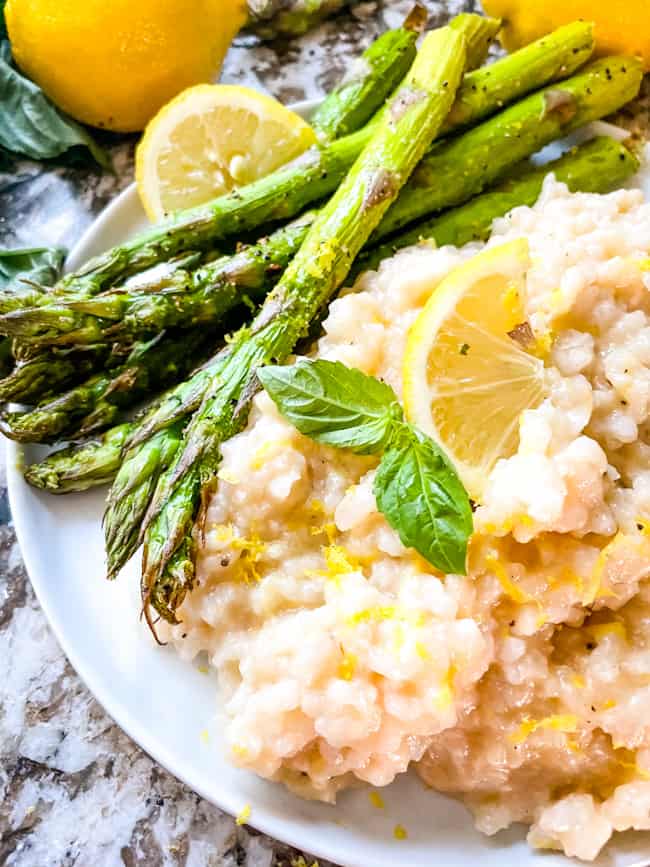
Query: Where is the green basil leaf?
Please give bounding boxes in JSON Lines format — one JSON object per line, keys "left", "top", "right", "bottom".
{"left": 374, "top": 423, "right": 473, "bottom": 574}
{"left": 0, "top": 41, "right": 110, "bottom": 168}
{"left": 259, "top": 358, "right": 402, "bottom": 454}
{"left": 0, "top": 246, "right": 66, "bottom": 291}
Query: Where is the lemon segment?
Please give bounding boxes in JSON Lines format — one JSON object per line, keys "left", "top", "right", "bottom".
{"left": 402, "top": 239, "right": 546, "bottom": 498}
{"left": 136, "top": 84, "right": 318, "bottom": 221}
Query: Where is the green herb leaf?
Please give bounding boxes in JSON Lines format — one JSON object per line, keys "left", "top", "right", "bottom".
{"left": 258, "top": 359, "right": 402, "bottom": 454}
{"left": 0, "top": 41, "right": 110, "bottom": 168}
{"left": 374, "top": 423, "right": 473, "bottom": 574}
{"left": 0, "top": 246, "right": 66, "bottom": 291}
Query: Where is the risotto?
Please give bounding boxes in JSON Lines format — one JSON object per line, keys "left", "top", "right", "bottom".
{"left": 163, "top": 175, "right": 650, "bottom": 861}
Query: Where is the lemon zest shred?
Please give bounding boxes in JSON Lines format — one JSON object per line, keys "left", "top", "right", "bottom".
{"left": 307, "top": 544, "right": 361, "bottom": 587}
{"left": 236, "top": 803, "right": 251, "bottom": 826}
{"left": 571, "top": 674, "right": 586, "bottom": 689}
{"left": 638, "top": 257, "right": 650, "bottom": 272}
{"left": 197, "top": 664, "right": 209, "bottom": 674}
{"left": 434, "top": 665, "right": 457, "bottom": 711}
{"left": 600, "top": 699, "right": 617, "bottom": 710}
{"left": 393, "top": 824, "right": 408, "bottom": 840}
{"left": 231, "top": 743, "right": 248, "bottom": 759}
{"left": 582, "top": 533, "right": 627, "bottom": 605}
{"left": 510, "top": 714, "right": 579, "bottom": 745}
{"left": 200, "top": 729, "right": 210, "bottom": 744}
{"left": 347, "top": 606, "right": 425, "bottom": 628}
{"left": 368, "top": 791, "right": 385, "bottom": 809}
{"left": 415, "top": 640, "right": 431, "bottom": 661}
{"left": 250, "top": 438, "right": 293, "bottom": 470}
{"left": 337, "top": 651, "right": 357, "bottom": 681}
{"left": 486, "top": 556, "right": 533, "bottom": 604}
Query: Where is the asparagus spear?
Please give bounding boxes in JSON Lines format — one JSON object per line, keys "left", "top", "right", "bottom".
{"left": 372, "top": 55, "right": 643, "bottom": 241}
{"left": 310, "top": 5, "right": 423, "bottom": 142}
{"left": 36, "top": 17, "right": 576, "bottom": 306}
{"left": 103, "top": 422, "right": 185, "bottom": 580}
{"left": 26, "top": 137, "right": 638, "bottom": 497}
{"left": 3, "top": 213, "right": 317, "bottom": 346}
{"left": 245, "top": 0, "right": 357, "bottom": 38}
{"left": 0, "top": 344, "right": 112, "bottom": 404}
{"left": 10, "top": 53, "right": 639, "bottom": 352}
{"left": 0, "top": 330, "right": 215, "bottom": 443}
{"left": 24, "top": 423, "right": 133, "bottom": 493}
{"left": 139, "top": 24, "right": 468, "bottom": 622}
{"left": 356, "top": 136, "right": 640, "bottom": 274}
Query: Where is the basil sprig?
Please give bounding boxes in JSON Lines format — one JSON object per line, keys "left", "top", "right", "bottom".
{"left": 0, "top": 39, "right": 109, "bottom": 167}
{"left": 258, "top": 359, "right": 473, "bottom": 574}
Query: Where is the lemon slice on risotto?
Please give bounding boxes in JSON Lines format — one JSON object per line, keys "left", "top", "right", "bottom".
{"left": 403, "top": 238, "right": 547, "bottom": 499}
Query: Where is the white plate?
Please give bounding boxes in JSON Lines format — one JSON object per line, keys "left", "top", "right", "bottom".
{"left": 7, "top": 101, "right": 650, "bottom": 867}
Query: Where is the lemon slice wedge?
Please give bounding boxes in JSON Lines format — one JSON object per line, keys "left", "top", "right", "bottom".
{"left": 136, "top": 84, "right": 317, "bottom": 221}
{"left": 403, "top": 239, "right": 546, "bottom": 498}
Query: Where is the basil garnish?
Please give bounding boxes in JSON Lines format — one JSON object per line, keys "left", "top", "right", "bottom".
{"left": 259, "top": 358, "right": 472, "bottom": 574}
{"left": 0, "top": 39, "right": 109, "bottom": 167}
{"left": 0, "top": 246, "right": 66, "bottom": 291}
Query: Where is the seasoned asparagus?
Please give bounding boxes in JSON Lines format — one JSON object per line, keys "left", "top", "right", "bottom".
{"left": 25, "top": 137, "right": 638, "bottom": 497}
{"left": 356, "top": 136, "right": 640, "bottom": 274}
{"left": 0, "top": 330, "right": 215, "bottom": 443}
{"left": 0, "top": 344, "right": 112, "bottom": 404}
{"left": 139, "top": 24, "right": 468, "bottom": 622}
{"left": 372, "top": 55, "right": 643, "bottom": 241}
{"left": 24, "top": 423, "right": 133, "bottom": 493}
{"left": 103, "top": 422, "right": 185, "bottom": 580}
{"left": 246, "top": 0, "right": 357, "bottom": 39}
{"left": 8, "top": 53, "right": 639, "bottom": 351}
{"left": 4, "top": 213, "right": 317, "bottom": 346}
{"left": 310, "top": 5, "right": 423, "bottom": 141}
{"left": 37, "top": 18, "right": 579, "bottom": 305}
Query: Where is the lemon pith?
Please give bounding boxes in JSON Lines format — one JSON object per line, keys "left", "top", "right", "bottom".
{"left": 136, "top": 84, "right": 317, "bottom": 221}
{"left": 403, "top": 239, "right": 546, "bottom": 498}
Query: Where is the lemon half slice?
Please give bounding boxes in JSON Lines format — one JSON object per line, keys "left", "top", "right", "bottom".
{"left": 403, "top": 239, "right": 546, "bottom": 498}
{"left": 136, "top": 84, "right": 317, "bottom": 221}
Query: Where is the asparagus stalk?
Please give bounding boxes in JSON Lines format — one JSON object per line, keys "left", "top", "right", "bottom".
{"left": 38, "top": 18, "right": 581, "bottom": 306}
{"left": 355, "top": 136, "right": 640, "bottom": 274}
{"left": 139, "top": 25, "right": 468, "bottom": 623}
{"left": 103, "top": 422, "right": 185, "bottom": 580}
{"left": 0, "top": 330, "right": 215, "bottom": 443}
{"left": 24, "top": 423, "right": 133, "bottom": 493}
{"left": 26, "top": 137, "right": 638, "bottom": 497}
{"left": 372, "top": 55, "right": 643, "bottom": 241}
{"left": 310, "top": 5, "right": 424, "bottom": 142}
{"left": 0, "top": 344, "right": 112, "bottom": 404}
{"left": 3, "top": 214, "right": 317, "bottom": 346}
{"left": 245, "top": 0, "right": 357, "bottom": 39}
{"left": 10, "top": 45, "right": 632, "bottom": 353}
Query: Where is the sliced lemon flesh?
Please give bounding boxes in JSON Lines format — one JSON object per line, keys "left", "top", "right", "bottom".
{"left": 136, "top": 84, "right": 317, "bottom": 221}
{"left": 403, "top": 239, "right": 546, "bottom": 498}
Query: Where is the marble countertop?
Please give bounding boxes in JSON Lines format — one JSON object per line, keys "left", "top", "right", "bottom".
{"left": 0, "top": 2, "right": 473, "bottom": 865}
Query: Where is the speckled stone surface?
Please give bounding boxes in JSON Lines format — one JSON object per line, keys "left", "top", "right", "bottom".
{"left": 0, "top": 3, "right": 477, "bottom": 865}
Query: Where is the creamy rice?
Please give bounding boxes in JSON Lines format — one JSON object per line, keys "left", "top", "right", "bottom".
{"left": 163, "top": 175, "right": 650, "bottom": 860}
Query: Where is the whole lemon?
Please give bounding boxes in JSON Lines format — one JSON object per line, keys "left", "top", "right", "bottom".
{"left": 5, "top": 0, "right": 248, "bottom": 132}
{"left": 482, "top": 0, "right": 650, "bottom": 71}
